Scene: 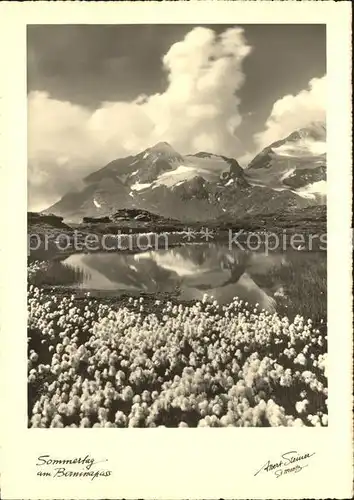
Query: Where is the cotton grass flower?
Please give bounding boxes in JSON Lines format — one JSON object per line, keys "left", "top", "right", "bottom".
{"left": 27, "top": 284, "right": 327, "bottom": 428}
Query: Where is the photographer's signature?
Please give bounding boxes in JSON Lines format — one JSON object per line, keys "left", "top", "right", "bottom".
{"left": 254, "top": 450, "right": 315, "bottom": 479}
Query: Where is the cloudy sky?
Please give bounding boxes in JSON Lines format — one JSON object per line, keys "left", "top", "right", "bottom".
{"left": 27, "top": 24, "right": 326, "bottom": 211}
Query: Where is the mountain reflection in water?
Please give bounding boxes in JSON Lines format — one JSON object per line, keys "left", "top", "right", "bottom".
{"left": 59, "top": 245, "right": 291, "bottom": 312}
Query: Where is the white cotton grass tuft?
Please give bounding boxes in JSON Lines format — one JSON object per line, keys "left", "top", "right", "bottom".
{"left": 27, "top": 284, "right": 327, "bottom": 428}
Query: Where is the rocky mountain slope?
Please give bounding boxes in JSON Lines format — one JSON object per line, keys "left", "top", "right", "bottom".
{"left": 44, "top": 124, "right": 326, "bottom": 222}
{"left": 245, "top": 122, "right": 326, "bottom": 201}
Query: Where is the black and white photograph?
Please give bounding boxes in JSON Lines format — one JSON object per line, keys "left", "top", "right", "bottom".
{"left": 27, "top": 24, "right": 328, "bottom": 429}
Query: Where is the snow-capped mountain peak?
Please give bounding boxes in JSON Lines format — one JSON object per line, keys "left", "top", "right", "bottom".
{"left": 245, "top": 122, "right": 326, "bottom": 197}
{"left": 44, "top": 127, "right": 326, "bottom": 222}
{"left": 147, "top": 141, "right": 175, "bottom": 153}
{"left": 141, "top": 141, "right": 184, "bottom": 163}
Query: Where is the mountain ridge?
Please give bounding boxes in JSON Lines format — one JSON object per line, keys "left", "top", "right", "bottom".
{"left": 44, "top": 123, "right": 326, "bottom": 222}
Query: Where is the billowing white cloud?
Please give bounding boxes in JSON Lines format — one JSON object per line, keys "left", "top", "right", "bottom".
{"left": 239, "top": 75, "right": 326, "bottom": 167}
{"left": 254, "top": 76, "right": 326, "bottom": 150}
{"left": 28, "top": 27, "right": 252, "bottom": 210}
